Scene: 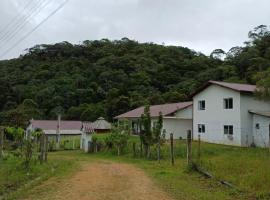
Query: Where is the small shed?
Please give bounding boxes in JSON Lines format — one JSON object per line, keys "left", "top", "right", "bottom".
{"left": 80, "top": 117, "right": 111, "bottom": 152}
{"left": 93, "top": 117, "right": 112, "bottom": 133}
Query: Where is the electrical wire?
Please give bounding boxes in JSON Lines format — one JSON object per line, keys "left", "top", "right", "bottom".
{"left": 0, "top": 0, "right": 69, "bottom": 59}
{"left": 0, "top": 0, "right": 51, "bottom": 46}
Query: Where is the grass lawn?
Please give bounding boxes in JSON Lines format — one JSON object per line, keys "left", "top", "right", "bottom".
{"left": 2, "top": 137, "right": 270, "bottom": 200}
{"left": 82, "top": 134, "right": 270, "bottom": 199}
{"left": 0, "top": 152, "right": 78, "bottom": 200}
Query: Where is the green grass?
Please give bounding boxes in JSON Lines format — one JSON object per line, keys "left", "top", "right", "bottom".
{"left": 79, "top": 135, "right": 270, "bottom": 199}
{"left": 2, "top": 137, "right": 270, "bottom": 200}
{"left": 0, "top": 152, "right": 78, "bottom": 200}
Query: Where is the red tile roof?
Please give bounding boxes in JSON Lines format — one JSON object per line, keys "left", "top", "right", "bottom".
{"left": 31, "top": 120, "right": 82, "bottom": 130}
{"left": 191, "top": 80, "right": 256, "bottom": 97}
{"left": 114, "top": 102, "right": 192, "bottom": 119}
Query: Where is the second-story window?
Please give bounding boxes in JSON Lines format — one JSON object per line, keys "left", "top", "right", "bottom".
{"left": 198, "top": 100, "right": 205, "bottom": 110}
{"left": 224, "top": 98, "right": 233, "bottom": 109}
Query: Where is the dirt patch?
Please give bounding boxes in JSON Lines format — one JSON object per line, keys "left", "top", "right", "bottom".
{"left": 23, "top": 161, "right": 174, "bottom": 200}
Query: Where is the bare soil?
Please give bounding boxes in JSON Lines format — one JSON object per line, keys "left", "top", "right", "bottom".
{"left": 23, "top": 161, "right": 175, "bottom": 200}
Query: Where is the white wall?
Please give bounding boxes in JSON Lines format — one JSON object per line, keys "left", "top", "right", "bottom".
{"left": 163, "top": 118, "right": 192, "bottom": 139}
{"left": 240, "top": 94, "right": 270, "bottom": 146}
{"left": 81, "top": 133, "right": 92, "bottom": 152}
{"left": 252, "top": 114, "right": 270, "bottom": 147}
{"left": 174, "top": 106, "right": 192, "bottom": 119}
{"left": 193, "top": 84, "right": 242, "bottom": 146}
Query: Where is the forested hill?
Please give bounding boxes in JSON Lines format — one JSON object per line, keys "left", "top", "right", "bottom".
{"left": 0, "top": 25, "right": 270, "bottom": 126}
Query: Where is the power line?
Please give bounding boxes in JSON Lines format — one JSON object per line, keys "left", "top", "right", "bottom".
{"left": 0, "top": 0, "right": 69, "bottom": 59}
{"left": 0, "top": 0, "right": 33, "bottom": 37}
{"left": 0, "top": 0, "right": 50, "bottom": 46}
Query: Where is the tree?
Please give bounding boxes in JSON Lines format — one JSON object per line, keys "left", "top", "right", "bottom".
{"left": 254, "top": 68, "right": 270, "bottom": 100}
{"left": 140, "top": 105, "right": 153, "bottom": 158}
{"left": 153, "top": 112, "right": 163, "bottom": 162}
{"left": 107, "top": 127, "right": 129, "bottom": 156}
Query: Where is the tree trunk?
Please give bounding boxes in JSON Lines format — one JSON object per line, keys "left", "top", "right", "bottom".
{"left": 0, "top": 127, "right": 4, "bottom": 160}
{"left": 140, "top": 139, "right": 143, "bottom": 157}
{"left": 132, "top": 142, "right": 136, "bottom": 157}
{"left": 117, "top": 146, "right": 120, "bottom": 156}
{"left": 147, "top": 145, "right": 151, "bottom": 159}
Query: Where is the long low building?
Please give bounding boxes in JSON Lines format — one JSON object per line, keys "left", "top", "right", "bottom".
{"left": 114, "top": 102, "right": 193, "bottom": 139}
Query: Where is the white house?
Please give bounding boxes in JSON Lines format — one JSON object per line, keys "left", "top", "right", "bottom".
{"left": 192, "top": 80, "right": 270, "bottom": 147}
{"left": 114, "top": 102, "right": 193, "bottom": 139}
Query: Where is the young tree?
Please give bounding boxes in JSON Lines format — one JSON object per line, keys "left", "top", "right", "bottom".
{"left": 109, "top": 127, "right": 129, "bottom": 156}
{"left": 153, "top": 112, "right": 163, "bottom": 163}
{"left": 140, "top": 105, "right": 153, "bottom": 158}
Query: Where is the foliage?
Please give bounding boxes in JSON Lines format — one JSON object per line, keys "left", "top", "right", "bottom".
{"left": 106, "top": 127, "right": 129, "bottom": 156}
{"left": 0, "top": 26, "right": 270, "bottom": 124}
{"left": 140, "top": 106, "right": 164, "bottom": 159}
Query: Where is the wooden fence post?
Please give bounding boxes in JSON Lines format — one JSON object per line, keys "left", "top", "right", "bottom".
{"left": 197, "top": 134, "right": 201, "bottom": 164}
{"left": 132, "top": 142, "right": 136, "bottom": 157}
{"left": 157, "top": 139, "right": 161, "bottom": 163}
{"left": 269, "top": 125, "right": 270, "bottom": 155}
{"left": 45, "top": 136, "right": 48, "bottom": 162}
{"left": 187, "top": 130, "right": 192, "bottom": 166}
{"left": 0, "top": 127, "right": 4, "bottom": 160}
{"left": 170, "top": 133, "right": 174, "bottom": 166}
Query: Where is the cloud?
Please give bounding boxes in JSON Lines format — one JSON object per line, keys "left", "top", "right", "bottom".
{"left": 0, "top": 0, "right": 269, "bottom": 59}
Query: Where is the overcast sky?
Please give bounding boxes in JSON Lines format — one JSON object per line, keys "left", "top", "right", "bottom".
{"left": 0, "top": 0, "right": 269, "bottom": 60}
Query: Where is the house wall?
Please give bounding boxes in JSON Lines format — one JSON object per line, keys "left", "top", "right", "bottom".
{"left": 163, "top": 118, "right": 192, "bottom": 139}
{"left": 174, "top": 106, "right": 192, "bottom": 119}
{"left": 193, "top": 84, "right": 242, "bottom": 146}
{"left": 252, "top": 114, "right": 270, "bottom": 147}
{"left": 81, "top": 133, "right": 92, "bottom": 152}
{"left": 240, "top": 94, "right": 270, "bottom": 146}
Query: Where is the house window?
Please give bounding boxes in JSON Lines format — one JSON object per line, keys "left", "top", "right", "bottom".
{"left": 224, "top": 98, "right": 233, "bottom": 109}
{"left": 198, "top": 100, "right": 205, "bottom": 110}
{"left": 256, "top": 123, "right": 260, "bottom": 129}
{"left": 198, "top": 124, "right": 205, "bottom": 133}
{"left": 224, "top": 125, "right": 233, "bottom": 135}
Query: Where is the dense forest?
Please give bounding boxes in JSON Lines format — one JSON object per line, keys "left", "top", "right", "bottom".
{"left": 0, "top": 25, "right": 269, "bottom": 127}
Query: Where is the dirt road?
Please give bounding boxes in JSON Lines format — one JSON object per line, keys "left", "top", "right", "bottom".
{"left": 24, "top": 161, "right": 175, "bottom": 200}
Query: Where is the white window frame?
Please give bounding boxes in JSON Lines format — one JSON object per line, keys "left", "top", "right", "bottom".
{"left": 198, "top": 124, "right": 205, "bottom": 133}
{"left": 224, "top": 125, "right": 233, "bottom": 135}
{"left": 198, "top": 100, "right": 205, "bottom": 110}
{"left": 223, "top": 98, "right": 233, "bottom": 109}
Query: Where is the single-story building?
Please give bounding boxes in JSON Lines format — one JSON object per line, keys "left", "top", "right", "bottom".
{"left": 114, "top": 102, "right": 193, "bottom": 139}
{"left": 26, "top": 119, "right": 83, "bottom": 137}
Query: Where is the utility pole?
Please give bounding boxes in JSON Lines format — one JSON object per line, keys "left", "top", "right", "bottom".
{"left": 56, "top": 114, "right": 61, "bottom": 150}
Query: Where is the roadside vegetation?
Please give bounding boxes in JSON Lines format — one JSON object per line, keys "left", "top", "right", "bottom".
{"left": 85, "top": 135, "right": 270, "bottom": 200}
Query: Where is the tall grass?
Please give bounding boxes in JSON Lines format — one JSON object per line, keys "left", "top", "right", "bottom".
{"left": 91, "top": 133, "right": 270, "bottom": 199}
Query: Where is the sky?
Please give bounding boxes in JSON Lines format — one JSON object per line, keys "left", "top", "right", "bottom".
{"left": 0, "top": 0, "right": 269, "bottom": 60}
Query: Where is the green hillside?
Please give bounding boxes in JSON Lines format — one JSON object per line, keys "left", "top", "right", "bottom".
{"left": 0, "top": 25, "right": 269, "bottom": 126}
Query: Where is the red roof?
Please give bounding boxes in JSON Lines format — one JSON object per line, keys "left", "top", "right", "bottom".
{"left": 114, "top": 102, "right": 192, "bottom": 119}
{"left": 31, "top": 120, "right": 82, "bottom": 130}
{"left": 191, "top": 80, "right": 256, "bottom": 97}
